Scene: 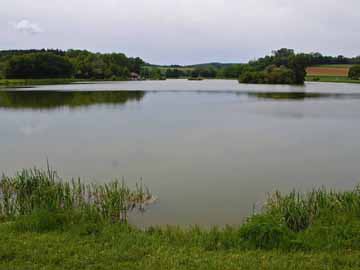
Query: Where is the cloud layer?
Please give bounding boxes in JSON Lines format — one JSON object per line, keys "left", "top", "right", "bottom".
{"left": 1, "top": 0, "right": 360, "bottom": 64}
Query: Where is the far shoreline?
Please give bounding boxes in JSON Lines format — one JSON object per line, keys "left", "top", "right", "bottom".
{"left": 2, "top": 77, "right": 360, "bottom": 88}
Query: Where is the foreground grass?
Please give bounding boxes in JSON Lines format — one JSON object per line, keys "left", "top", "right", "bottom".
{"left": 306, "top": 75, "right": 360, "bottom": 84}
{"left": 2, "top": 168, "right": 360, "bottom": 269}
{"left": 1, "top": 222, "right": 360, "bottom": 270}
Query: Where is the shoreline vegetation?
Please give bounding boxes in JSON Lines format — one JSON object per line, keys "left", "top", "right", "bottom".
{"left": 306, "top": 75, "right": 360, "bottom": 84}
{"left": 0, "top": 77, "right": 137, "bottom": 87}
{"left": 1, "top": 168, "right": 360, "bottom": 268}
{"left": 1, "top": 75, "right": 360, "bottom": 88}
{"left": 0, "top": 78, "right": 78, "bottom": 86}
{"left": 1, "top": 48, "right": 360, "bottom": 87}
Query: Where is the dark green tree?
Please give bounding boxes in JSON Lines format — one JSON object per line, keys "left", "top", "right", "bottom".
{"left": 288, "top": 54, "right": 309, "bottom": 85}
{"left": 348, "top": 65, "right": 360, "bottom": 80}
{"left": 5, "top": 53, "right": 74, "bottom": 79}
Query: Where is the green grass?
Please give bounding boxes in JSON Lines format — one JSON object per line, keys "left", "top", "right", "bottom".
{"left": 0, "top": 78, "right": 133, "bottom": 87}
{"left": 306, "top": 75, "right": 360, "bottom": 84}
{"left": 2, "top": 168, "right": 360, "bottom": 269}
{"left": 0, "top": 167, "right": 154, "bottom": 224}
{"left": 1, "top": 223, "right": 360, "bottom": 270}
{"left": 0, "top": 78, "right": 79, "bottom": 86}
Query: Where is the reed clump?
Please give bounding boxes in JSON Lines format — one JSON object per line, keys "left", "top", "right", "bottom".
{"left": 0, "top": 167, "right": 154, "bottom": 224}
{"left": 264, "top": 187, "right": 360, "bottom": 232}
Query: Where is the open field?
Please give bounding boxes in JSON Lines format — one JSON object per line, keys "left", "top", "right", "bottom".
{"left": 306, "top": 66, "right": 350, "bottom": 77}
{"left": 306, "top": 75, "right": 360, "bottom": 84}
{"left": 314, "top": 64, "right": 353, "bottom": 68}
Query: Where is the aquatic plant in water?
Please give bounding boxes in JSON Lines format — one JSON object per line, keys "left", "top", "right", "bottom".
{"left": 0, "top": 166, "right": 155, "bottom": 223}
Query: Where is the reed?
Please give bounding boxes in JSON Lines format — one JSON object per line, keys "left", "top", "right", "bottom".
{"left": 0, "top": 167, "right": 154, "bottom": 223}
{"left": 264, "top": 187, "right": 360, "bottom": 232}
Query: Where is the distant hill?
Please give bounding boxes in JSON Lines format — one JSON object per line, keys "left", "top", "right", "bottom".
{"left": 146, "top": 62, "right": 243, "bottom": 70}
{"left": 186, "top": 62, "right": 242, "bottom": 69}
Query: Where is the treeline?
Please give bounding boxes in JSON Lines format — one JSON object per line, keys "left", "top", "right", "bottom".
{"left": 146, "top": 49, "right": 360, "bottom": 84}
{"left": 247, "top": 49, "right": 360, "bottom": 71}
{"left": 140, "top": 66, "right": 217, "bottom": 79}
{"left": 1, "top": 48, "right": 360, "bottom": 84}
{"left": 0, "top": 49, "right": 144, "bottom": 80}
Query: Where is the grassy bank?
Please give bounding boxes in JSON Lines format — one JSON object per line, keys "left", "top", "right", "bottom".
{"left": 306, "top": 75, "right": 360, "bottom": 84}
{"left": 1, "top": 223, "right": 359, "bottom": 270}
{"left": 0, "top": 77, "right": 134, "bottom": 87}
{"left": 1, "top": 168, "right": 360, "bottom": 269}
{"left": 0, "top": 78, "right": 80, "bottom": 86}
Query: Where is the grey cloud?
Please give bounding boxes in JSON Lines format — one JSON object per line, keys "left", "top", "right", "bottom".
{"left": 1, "top": 0, "right": 359, "bottom": 64}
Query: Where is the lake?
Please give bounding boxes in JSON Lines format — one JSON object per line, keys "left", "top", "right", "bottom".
{"left": 1, "top": 79, "right": 360, "bottom": 227}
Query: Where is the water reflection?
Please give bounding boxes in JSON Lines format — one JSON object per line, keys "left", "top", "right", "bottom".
{"left": 152, "top": 90, "right": 360, "bottom": 101}
{"left": 245, "top": 91, "right": 360, "bottom": 100}
{"left": 0, "top": 91, "right": 145, "bottom": 110}
{"left": 1, "top": 90, "right": 360, "bottom": 112}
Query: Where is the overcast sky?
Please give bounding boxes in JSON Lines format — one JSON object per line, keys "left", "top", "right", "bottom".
{"left": 1, "top": 0, "right": 360, "bottom": 65}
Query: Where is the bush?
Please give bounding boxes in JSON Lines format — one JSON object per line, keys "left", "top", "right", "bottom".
{"left": 265, "top": 188, "right": 360, "bottom": 232}
{"left": 349, "top": 65, "right": 360, "bottom": 80}
{"left": 239, "top": 67, "right": 296, "bottom": 85}
{"left": 239, "top": 214, "right": 292, "bottom": 249}
{"left": 13, "top": 209, "right": 70, "bottom": 232}
{"left": 12, "top": 208, "right": 105, "bottom": 236}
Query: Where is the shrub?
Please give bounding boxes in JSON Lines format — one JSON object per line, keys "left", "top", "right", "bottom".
{"left": 239, "top": 214, "right": 292, "bottom": 249}
{"left": 239, "top": 67, "right": 296, "bottom": 84}
{"left": 264, "top": 187, "right": 360, "bottom": 232}
{"left": 13, "top": 209, "right": 70, "bottom": 232}
{"left": 349, "top": 65, "right": 360, "bottom": 80}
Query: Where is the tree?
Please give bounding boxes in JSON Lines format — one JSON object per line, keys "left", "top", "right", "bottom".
{"left": 5, "top": 53, "right": 74, "bottom": 79}
{"left": 1, "top": 49, "right": 145, "bottom": 80}
{"left": 239, "top": 49, "right": 308, "bottom": 85}
{"left": 149, "top": 68, "right": 162, "bottom": 80}
{"left": 349, "top": 65, "right": 360, "bottom": 80}
{"left": 288, "top": 54, "right": 309, "bottom": 84}
{"left": 272, "top": 48, "right": 295, "bottom": 67}
{"left": 272, "top": 48, "right": 295, "bottom": 58}
{"left": 239, "top": 67, "right": 295, "bottom": 84}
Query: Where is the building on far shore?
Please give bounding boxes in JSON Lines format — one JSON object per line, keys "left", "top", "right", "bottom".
{"left": 130, "top": 72, "right": 141, "bottom": 80}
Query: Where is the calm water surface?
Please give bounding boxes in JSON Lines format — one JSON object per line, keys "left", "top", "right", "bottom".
{"left": 1, "top": 79, "right": 360, "bottom": 226}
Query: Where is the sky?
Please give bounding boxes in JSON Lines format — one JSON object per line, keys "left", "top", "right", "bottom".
{"left": 1, "top": 0, "right": 360, "bottom": 65}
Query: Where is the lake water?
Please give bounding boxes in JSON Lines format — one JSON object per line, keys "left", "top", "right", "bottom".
{"left": 1, "top": 79, "right": 360, "bottom": 227}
